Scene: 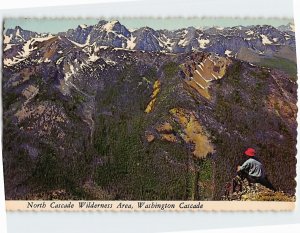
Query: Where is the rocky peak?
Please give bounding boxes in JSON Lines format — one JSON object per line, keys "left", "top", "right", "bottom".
{"left": 277, "top": 23, "right": 295, "bottom": 34}
{"left": 5, "top": 26, "right": 39, "bottom": 44}
{"left": 97, "top": 20, "right": 108, "bottom": 26}
{"left": 79, "top": 24, "right": 88, "bottom": 29}
{"left": 103, "top": 20, "right": 130, "bottom": 37}
{"left": 14, "top": 25, "right": 23, "bottom": 30}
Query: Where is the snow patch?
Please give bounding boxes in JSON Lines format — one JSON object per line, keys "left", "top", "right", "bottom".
{"left": 160, "top": 37, "right": 175, "bottom": 51}
{"left": 4, "top": 39, "right": 37, "bottom": 66}
{"left": 128, "top": 28, "right": 137, "bottom": 32}
{"left": 38, "top": 57, "right": 52, "bottom": 63}
{"left": 126, "top": 35, "right": 136, "bottom": 49}
{"left": 284, "top": 34, "right": 291, "bottom": 40}
{"left": 113, "top": 47, "right": 133, "bottom": 51}
{"left": 89, "top": 53, "right": 100, "bottom": 62}
{"left": 260, "top": 34, "right": 273, "bottom": 45}
{"left": 70, "top": 64, "right": 75, "bottom": 74}
{"left": 198, "top": 39, "right": 210, "bottom": 49}
{"left": 85, "top": 34, "right": 91, "bottom": 45}
{"left": 3, "top": 57, "right": 25, "bottom": 66}
{"left": 4, "top": 44, "right": 13, "bottom": 51}
{"left": 245, "top": 30, "right": 254, "bottom": 35}
{"left": 32, "top": 35, "right": 55, "bottom": 43}
{"left": 99, "top": 46, "right": 109, "bottom": 49}
{"left": 16, "top": 29, "right": 21, "bottom": 38}
{"left": 178, "top": 38, "right": 189, "bottom": 47}
{"left": 104, "top": 59, "right": 116, "bottom": 65}
{"left": 22, "top": 39, "right": 35, "bottom": 57}
{"left": 4, "top": 35, "right": 12, "bottom": 44}
{"left": 56, "top": 57, "right": 64, "bottom": 65}
{"left": 102, "top": 20, "right": 118, "bottom": 32}
{"left": 166, "top": 38, "right": 175, "bottom": 46}
{"left": 64, "top": 65, "right": 75, "bottom": 82}
{"left": 70, "top": 39, "right": 85, "bottom": 47}
{"left": 290, "top": 24, "right": 295, "bottom": 32}
{"left": 224, "top": 50, "right": 233, "bottom": 57}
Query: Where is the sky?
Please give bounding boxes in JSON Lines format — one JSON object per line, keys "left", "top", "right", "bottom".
{"left": 4, "top": 17, "right": 293, "bottom": 34}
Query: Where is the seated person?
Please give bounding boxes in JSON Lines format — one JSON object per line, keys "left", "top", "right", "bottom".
{"left": 237, "top": 148, "right": 275, "bottom": 191}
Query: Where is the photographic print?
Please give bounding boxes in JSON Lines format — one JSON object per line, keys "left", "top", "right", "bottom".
{"left": 2, "top": 17, "right": 297, "bottom": 210}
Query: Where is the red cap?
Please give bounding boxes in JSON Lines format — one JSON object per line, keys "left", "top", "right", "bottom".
{"left": 244, "top": 148, "right": 256, "bottom": 157}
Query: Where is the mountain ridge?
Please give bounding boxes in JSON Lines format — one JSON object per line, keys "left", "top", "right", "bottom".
{"left": 4, "top": 21, "right": 296, "bottom": 58}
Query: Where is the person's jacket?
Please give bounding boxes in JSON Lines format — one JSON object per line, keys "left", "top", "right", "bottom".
{"left": 240, "top": 157, "right": 265, "bottom": 178}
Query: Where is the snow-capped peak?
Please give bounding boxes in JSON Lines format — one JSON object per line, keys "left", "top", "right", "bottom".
{"left": 3, "top": 38, "right": 37, "bottom": 66}
{"left": 289, "top": 23, "right": 295, "bottom": 32}
{"left": 79, "top": 24, "right": 87, "bottom": 29}
{"left": 102, "top": 20, "right": 119, "bottom": 32}
{"left": 16, "top": 28, "right": 22, "bottom": 38}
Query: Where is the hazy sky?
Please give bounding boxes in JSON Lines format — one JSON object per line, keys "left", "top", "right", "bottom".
{"left": 4, "top": 17, "right": 293, "bottom": 34}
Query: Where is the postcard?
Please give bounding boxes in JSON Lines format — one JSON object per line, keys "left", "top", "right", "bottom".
{"left": 2, "top": 17, "right": 297, "bottom": 211}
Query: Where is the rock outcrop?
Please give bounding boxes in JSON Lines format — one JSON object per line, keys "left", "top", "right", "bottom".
{"left": 222, "top": 176, "right": 295, "bottom": 201}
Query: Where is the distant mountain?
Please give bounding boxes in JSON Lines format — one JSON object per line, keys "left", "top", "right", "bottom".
{"left": 3, "top": 26, "right": 53, "bottom": 51}
{"left": 4, "top": 21, "right": 296, "bottom": 61}
{"left": 5, "top": 26, "right": 39, "bottom": 44}
{"left": 277, "top": 22, "right": 295, "bottom": 34}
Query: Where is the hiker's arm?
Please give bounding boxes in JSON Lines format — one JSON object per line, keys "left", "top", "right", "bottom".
{"left": 238, "top": 160, "right": 250, "bottom": 172}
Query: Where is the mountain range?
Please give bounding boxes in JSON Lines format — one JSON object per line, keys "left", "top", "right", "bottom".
{"left": 3, "top": 20, "right": 296, "bottom": 62}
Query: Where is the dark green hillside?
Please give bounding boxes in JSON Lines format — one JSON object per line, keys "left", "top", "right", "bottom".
{"left": 209, "top": 62, "right": 297, "bottom": 197}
